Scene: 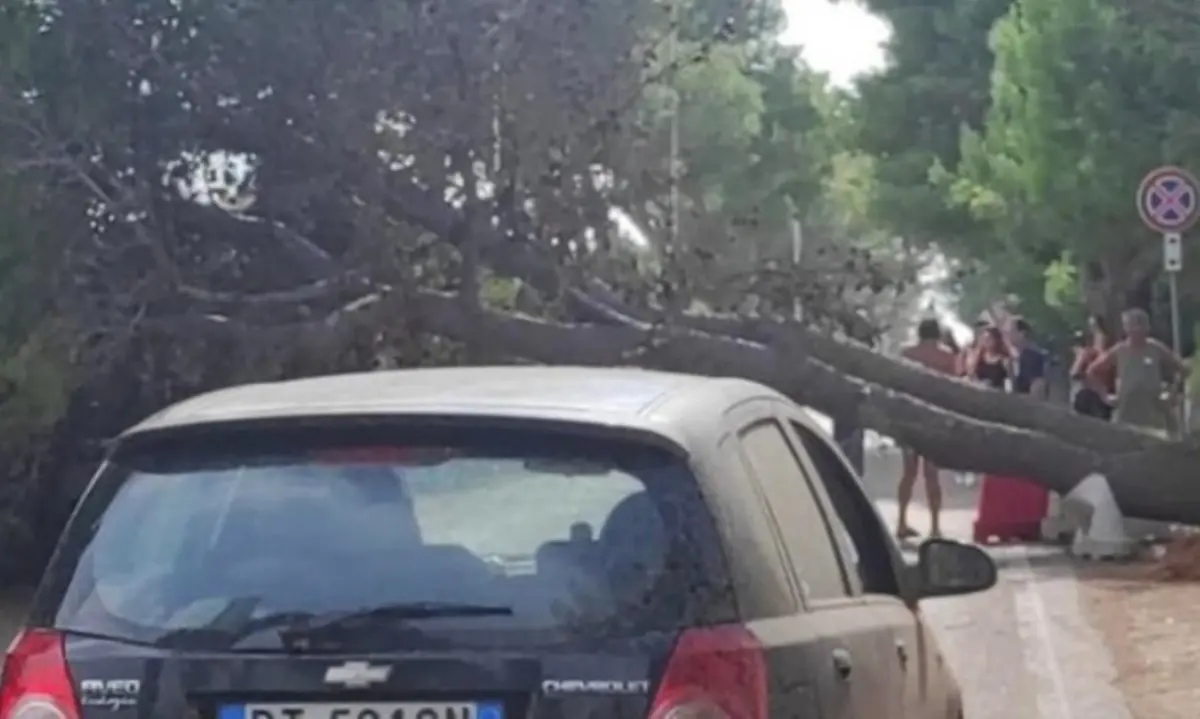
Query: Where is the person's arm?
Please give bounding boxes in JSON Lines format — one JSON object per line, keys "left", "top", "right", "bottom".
{"left": 1069, "top": 347, "right": 1091, "bottom": 379}
{"left": 1149, "top": 339, "right": 1189, "bottom": 385}
{"left": 1087, "top": 345, "right": 1119, "bottom": 390}
{"left": 963, "top": 348, "right": 978, "bottom": 378}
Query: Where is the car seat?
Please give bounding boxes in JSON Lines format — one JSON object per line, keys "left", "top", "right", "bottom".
{"left": 534, "top": 523, "right": 608, "bottom": 622}
{"left": 598, "top": 491, "right": 667, "bottom": 607}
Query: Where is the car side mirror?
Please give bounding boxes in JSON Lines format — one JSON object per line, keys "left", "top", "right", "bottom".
{"left": 914, "top": 538, "right": 997, "bottom": 598}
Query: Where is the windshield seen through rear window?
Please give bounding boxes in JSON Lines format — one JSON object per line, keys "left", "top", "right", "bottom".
{"left": 45, "top": 425, "right": 725, "bottom": 647}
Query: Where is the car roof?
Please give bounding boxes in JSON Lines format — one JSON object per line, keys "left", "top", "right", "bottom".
{"left": 124, "top": 366, "right": 819, "bottom": 450}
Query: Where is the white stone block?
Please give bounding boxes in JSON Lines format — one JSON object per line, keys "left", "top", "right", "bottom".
{"left": 1040, "top": 492, "right": 1074, "bottom": 543}
{"left": 1062, "top": 473, "right": 1136, "bottom": 560}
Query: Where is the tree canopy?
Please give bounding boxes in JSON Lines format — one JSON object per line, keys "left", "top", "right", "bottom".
{"left": 855, "top": 0, "right": 1200, "bottom": 340}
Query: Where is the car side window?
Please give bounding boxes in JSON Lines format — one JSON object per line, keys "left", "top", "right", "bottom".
{"left": 714, "top": 435, "right": 800, "bottom": 619}
{"left": 789, "top": 421, "right": 902, "bottom": 597}
{"left": 738, "top": 420, "right": 850, "bottom": 602}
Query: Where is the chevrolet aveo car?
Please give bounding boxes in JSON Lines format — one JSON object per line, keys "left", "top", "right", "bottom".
{"left": 1, "top": 367, "right": 995, "bottom": 719}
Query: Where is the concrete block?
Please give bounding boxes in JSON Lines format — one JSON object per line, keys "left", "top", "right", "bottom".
{"left": 1062, "top": 473, "right": 1136, "bottom": 560}
{"left": 1040, "top": 492, "right": 1075, "bottom": 543}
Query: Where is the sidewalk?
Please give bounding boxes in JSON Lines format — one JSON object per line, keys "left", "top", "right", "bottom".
{"left": 1076, "top": 562, "right": 1200, "bottom": 719}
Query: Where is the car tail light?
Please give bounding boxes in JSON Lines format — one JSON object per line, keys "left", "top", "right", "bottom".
{"left": 0, "top": 630, "right": 79, "bottom": 719}
{"left": 649, "top": 625, "right": 767, "bottom": 719}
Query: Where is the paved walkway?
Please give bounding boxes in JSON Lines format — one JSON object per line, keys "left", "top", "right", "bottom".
{"left": 864, "top": 449, "right": 1133, "bottom": 718}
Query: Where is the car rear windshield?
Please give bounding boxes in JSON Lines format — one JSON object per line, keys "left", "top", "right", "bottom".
{"left": 43, "top": 423, "right": 731, "bottom": 647}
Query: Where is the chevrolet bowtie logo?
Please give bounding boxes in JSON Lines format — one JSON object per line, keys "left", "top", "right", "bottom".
{"left": 324, "top": 661, "right": 392, "bottom": 688}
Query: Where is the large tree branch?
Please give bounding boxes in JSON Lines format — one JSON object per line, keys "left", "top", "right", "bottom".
{"left": 176, "top": 273, "right": 370, "bottom": 307}
{"left": 170, "top": 288, "right": 1197, "bottom": 523}
{"left": 377, "top": 178, "right": 1156, "bottom": 456}
{"left": 570, "top": 281, "right": 1156, "bottom": 454}
{"left": 405, "top": 291, "right": 1195, "bottom": 522}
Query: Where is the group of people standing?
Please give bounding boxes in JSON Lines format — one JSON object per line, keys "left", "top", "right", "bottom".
{"left": 1069, "top": 308, "right": 1187, "bottom": 437}
{"left": 956, "top": 317, "right": 1049, "bottom": 397}
{"left": 895, "top": 316, "right": 1048, "bottom": 539}
{"left": 893, "top": 308, "right": 1190, "bottom": 540}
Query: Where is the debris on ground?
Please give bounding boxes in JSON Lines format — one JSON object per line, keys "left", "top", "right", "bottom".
{"left": 1144, "top": 536, "right": 1200, "bottom": 581}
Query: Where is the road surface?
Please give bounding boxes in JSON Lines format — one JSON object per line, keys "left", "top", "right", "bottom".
{"left": 864, "top": 448, "right": 1133, "bottom": 719}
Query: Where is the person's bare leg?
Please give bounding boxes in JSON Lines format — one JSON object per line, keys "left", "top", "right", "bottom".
{"left": 897, "top": 449, "right": 919, "bottom": 538}
{"left": 923, "top": 458, "right": 943, "bottom": 537}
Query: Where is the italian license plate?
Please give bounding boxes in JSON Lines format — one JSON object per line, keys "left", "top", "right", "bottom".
{"left": 219, "top": 702, "right": 505, "bottom": 719}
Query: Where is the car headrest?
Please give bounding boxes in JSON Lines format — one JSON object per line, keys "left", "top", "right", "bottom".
{"left": 598, "top": 492, "right": 666, "bottom": 580}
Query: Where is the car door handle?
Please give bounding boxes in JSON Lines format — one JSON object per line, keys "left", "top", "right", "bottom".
{"left": 896, "top": 640, "right": 909, "bottom": 667}
{"left": 831, "top": 648, "right": 853, "bottom": 680}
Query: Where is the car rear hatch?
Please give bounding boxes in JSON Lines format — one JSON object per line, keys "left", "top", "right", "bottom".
{"left": 11, "top": 420, "right": 757, "bottom": 719}
{"left": 56, "top": 631, "right": 671, "bottom": 719}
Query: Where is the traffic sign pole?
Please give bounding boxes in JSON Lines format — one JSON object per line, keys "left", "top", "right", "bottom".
{"left": 1138, "top": 167, "right": 1198, "bottom": 435}
{"left": 1169, "top": 266, "right": 1185, "bottom": 433}
{"left": 1165, "top": 232, "right": 1183, "bottom": 366}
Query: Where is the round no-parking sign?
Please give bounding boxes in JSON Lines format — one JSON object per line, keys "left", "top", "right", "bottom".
{"left": 1137, "top": 166, "right": 1200, "bottom": 233}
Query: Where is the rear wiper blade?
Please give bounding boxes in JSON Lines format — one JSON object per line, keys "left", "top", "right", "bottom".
{"left": 154, "top": 610, "right": 317, "bottom": 649}
{"left": 155, "top": 603, "right": 512, "bottom": 650}
{"left": 305, "top": 602, "right": 514, "bottom": 631}
{"left": 277, "top": 602, "right": 514, "bottom": 646}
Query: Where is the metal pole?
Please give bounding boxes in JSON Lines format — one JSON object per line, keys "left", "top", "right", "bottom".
{"left": 1170, "top": 270, "right": 1187, "bottom": 432}
{"left": 791, "top": 216, "right": 803, "bottom": 320}
{"left": 1170, "top": 271, "right": 1182, "bottom": 357}
{"left": 667, "top": 1, "right": 680, "bottom": 249}
{"left": 1164, "top": 232, "right": 1187, "bottom": 433}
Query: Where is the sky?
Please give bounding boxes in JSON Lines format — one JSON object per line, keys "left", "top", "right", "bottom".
{"left": 779, "top": 0, "right": 890, "bottom": 86}
{"left": 779, "top": 0, "right": 972, "bottom": 343}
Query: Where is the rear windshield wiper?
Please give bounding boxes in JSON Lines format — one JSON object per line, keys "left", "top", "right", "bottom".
{"left": 154, "top": 610, "right": 317, "bottom": 650}
{"left": 153, "top": 602, "right": 513, "bottom": 650}
{"left": 275, "top": 602, "right": 513, "bottom": 647}
{"left": 300, "top": 602, "right": 514, "bottom": 632}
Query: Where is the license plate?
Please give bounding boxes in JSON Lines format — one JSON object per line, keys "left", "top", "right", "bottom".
{"left": 220, "top": 702, "right": 505, "bottom": 719}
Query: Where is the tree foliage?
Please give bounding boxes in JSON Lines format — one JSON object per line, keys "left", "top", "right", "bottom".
{"left": 5, "top": 0, "right": 1200, "bottom": 581}
{"left": 853, "top": 0, "right": 1200, "bottom": 341}
{"left": 950, "top": 0, "right": 1200, "bottom": 326}
{"left": 0, "top": 0, "right": 912, "bottom": 576}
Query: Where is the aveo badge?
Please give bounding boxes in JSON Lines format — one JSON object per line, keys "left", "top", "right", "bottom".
{"left": 79, "top": 679, "right": 140, "bottom": 710}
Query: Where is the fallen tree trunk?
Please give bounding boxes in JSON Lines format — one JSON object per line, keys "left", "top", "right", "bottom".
{"left": 403, "top": 290, "right": 1200, "bottom": 524}
{"left": 180, "top": 281, "right": 1200, "bottom": 524}
{"left": 387, "top": 177, "right": 1155, "bottom": 457}
{"left": 570, "top": 282, "right": 1157, "bottom": 455}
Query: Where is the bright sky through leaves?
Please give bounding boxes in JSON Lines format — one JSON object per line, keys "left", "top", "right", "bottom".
{"left": 780, "top": 0, "right": 889, "bottom": 86}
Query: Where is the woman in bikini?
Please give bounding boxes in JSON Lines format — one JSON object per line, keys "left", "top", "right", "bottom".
{"left": 966, "top": 325, "right": 1011, "bottom": 390}
{"left": 1070, "top": 314, "right": 1114, "bottom": 419}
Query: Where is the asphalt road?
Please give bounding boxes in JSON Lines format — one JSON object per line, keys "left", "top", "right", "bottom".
{"left": 863, "top": 448, "right": 1133, "bottom": 719}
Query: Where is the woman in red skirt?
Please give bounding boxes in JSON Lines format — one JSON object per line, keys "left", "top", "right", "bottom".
{"left": 971, "top": 320, "right": 1050, "bottom": 543}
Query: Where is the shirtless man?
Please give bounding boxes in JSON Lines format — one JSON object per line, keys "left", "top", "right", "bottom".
{"left": 1088, "top": 307, "right": 1187, "bottom": 437}
{"left": 897, "top": 318, "right": 959, "bottom": 539}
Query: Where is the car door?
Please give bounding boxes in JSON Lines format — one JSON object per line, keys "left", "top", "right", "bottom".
{"left": 779, "top": 410, "right": 958, "bottom": 719}
{"left": 701, "top": 432, "right": 825, "bottom": 717}
{"left": 730, "top": 402, "right": 905, "bottom": 719}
